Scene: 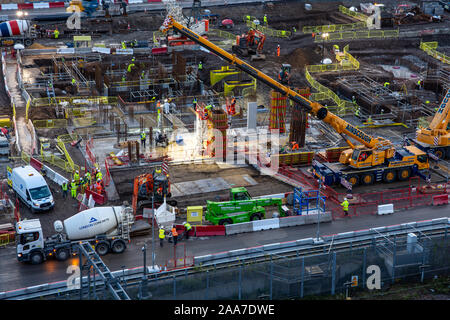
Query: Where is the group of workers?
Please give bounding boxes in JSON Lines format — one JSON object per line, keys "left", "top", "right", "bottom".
{"left": 159, "top": 222, "right": 192, "bottom": 247}
{"left": 61, "top": 167, "right": 104, "bottom": 200}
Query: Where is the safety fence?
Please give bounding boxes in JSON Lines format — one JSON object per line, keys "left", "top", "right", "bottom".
{"left": 40, "top": 145, "right": 81, "bottom": 174}
{"left": 85, "top": 137, "right": 98, "bottom": 169}
{"left": 208, "top": 28, "right": 237, "bottom": 40}
{"left": 245, "top": 21, "right": 291, "bottom": 38}
{"left": 314, "top": 28, "right": 400, "bottom": 42}
{"left": 56, "top": 135, "right": 77, "bottom": 172}
{"left": 305, "top": 69, "right": 355, "bottom": 116}
{"left": 420, "top": 42, "right": 450, "bottom": 65}
{"left": 306, "top": 45, "right": 359, "bottom": 73}
{"left": 104, "top": 159, "right": 111, "bottom": 187}
{"left": 303, "top": 21, "right": 366, "bottom": 34}
{"left": 338, "top": 5, "right": 369, "bottom": 22}
{"left": 30, "top": 96, "right": 116, "bottom": 108}
{"left": 276, "top": 163, "right": 448, "bottom": 219}
{"left": 33, "top": 119, "right": 68, "bottom": 129}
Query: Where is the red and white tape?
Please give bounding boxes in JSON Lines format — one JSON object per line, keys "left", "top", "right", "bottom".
{"left": 0, "top": 2, "right": 65, "bottom": 11}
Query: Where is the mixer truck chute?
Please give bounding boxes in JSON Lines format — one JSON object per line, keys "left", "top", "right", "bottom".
{"left": 0, "top": 20, "right": 37, "bottom": 47}
{"left": 16, "top": 205, "right": 134, "bottom": 265}
{"left": 160, "top": 16, "right": 430, "bottom": 188}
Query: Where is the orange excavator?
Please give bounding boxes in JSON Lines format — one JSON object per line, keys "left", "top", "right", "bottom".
{"left": 232, "top": 28, "right": 266, "bottom": 61}
{"left": 131, "top": 168, "right": 176, "bottom": 215}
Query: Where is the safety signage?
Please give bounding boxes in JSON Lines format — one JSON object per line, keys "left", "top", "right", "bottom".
{"left": 351, "top": 275, "right": 358, "bottom": 287}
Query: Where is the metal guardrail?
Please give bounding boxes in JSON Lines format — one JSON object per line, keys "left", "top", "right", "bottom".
{"left": 194, "top": 217, "right": 450, "bottom": 266}
{"left": 1, "top": 217, "right": 448, "bottom": 300}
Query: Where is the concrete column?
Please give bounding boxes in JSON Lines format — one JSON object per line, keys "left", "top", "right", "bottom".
{"left": 247, "top": 102, "right": 257, "bottom": 130}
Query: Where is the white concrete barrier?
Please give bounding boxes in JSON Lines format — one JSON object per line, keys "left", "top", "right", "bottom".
{"left": 225, "top": 221, "right": 253, "bottom": 235}
{"left": 279, "top": 215, "right": 306, "bottom": 227}
{"left": 377, "top": 204, "right": 394, "bottom": 215}
{"left": 252, "top": 218, "right": 280, "bottom": 231}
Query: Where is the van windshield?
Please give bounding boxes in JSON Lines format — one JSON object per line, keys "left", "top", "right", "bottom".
{"left": 29, "top": 186, "right": 51, "bottom": 200}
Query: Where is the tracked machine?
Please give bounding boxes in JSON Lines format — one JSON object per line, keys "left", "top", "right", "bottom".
{"left": 131, "top": 168, "right": 176, "bottom": 215}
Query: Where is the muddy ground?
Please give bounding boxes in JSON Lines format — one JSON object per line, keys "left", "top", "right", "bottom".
{"left": 110, "top": 163, "right": 293, "bottom": 208}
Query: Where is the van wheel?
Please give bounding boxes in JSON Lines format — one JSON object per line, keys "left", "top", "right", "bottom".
{"left": 111, "top": 239, "right": 126, "bottom": 254}
{"left": 56, "top": 248, "right": 69, "bottom": 261}
{"left": 95, "top": 241, "right": 110, "bottom": 256}
{"left": 30, "top": 252, "right": 44, "bottom": 265}
{"left": 250, "top": 213, "right": 261, "bottom": 221}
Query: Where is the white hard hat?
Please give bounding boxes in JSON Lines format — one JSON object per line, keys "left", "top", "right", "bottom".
{"left": 344, "top": 198, "right": 347, "bottom": 201}
{"left": 183, "top": 221, "right": 187, "bottom": 225}
{"left": 164, "top": 99, "right": 168, "bottom": 102}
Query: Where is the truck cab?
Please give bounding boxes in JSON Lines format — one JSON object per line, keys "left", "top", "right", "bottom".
{"left": 230, "top": 187, "right": 252, "bottom": 201}
{"left": 16, "top": 219, "right": 45, "bottom": 264}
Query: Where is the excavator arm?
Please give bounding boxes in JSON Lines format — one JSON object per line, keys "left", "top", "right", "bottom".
{"left": 160, "top": 17, "right": 390, "bottom": 151}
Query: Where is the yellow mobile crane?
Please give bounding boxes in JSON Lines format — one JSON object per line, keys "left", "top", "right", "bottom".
{"left": 413, "top": 89, "right": 450, "bottom": 159}
{"left": 160, "top": 17, "right": 430, "bottom": 187}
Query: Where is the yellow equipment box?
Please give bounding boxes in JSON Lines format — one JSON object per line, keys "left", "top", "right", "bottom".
{"left": 187, "top": 206, "right": 203, "bottom": 224}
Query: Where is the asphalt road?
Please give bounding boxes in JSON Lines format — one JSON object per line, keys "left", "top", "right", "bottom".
{"left": 0, "top": 204, "right": 449, "bottom": 293}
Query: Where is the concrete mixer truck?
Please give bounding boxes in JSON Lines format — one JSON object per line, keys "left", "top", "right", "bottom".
{"left": 0, "top": 20, "right": 38, "bottom": 47}
{"left": 16, "top": 205, "right": 134, "bottom": 265}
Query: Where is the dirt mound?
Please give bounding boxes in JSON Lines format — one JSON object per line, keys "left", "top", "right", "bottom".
{"left": 286, "top": 47, "right": 321, "bottom": 69}
{"left": 28, "top": 43, "right": 56, "bottom": 49}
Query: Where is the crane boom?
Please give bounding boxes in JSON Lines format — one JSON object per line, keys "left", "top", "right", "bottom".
{"left": 161, "top": 17, "right": 391, "bottom": 150}
{"left": 428, "top": 89, "right": 450, "bottom": 132}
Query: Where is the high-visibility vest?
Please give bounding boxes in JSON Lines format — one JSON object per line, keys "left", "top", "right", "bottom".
{"left": 341, "top": 200, "right": 349, "bottom": 210}
{"left": 54, "top": 30, "right": 59, "bottom": 38}
{"left": 122, "top": 42, "right": 126, "bottom": 49}
{"left": 384, "top": 82, "right": 390, "bottom": 87}
{"left": 96, "top": 171, "right": 103, "bottom": 180}
{"left": 184, "top": 222, "right": 192, "bottom": 231}
{"left": 141, "top": 132, "right": 146, "bottom": 140}
{"left": 71, "top": 182, "right": 77, "bottom": 190}
{"left": 85, "top": 172, "right": 91, "bottom": 182}
{"left": 171, "top": 228, "right": 178, "bottom": 237}
{"left": 62, "top": 183, "right": 68, "bottom": 191}
{"left": 264, "top": 15, "right": 267, "bottom": 23}
{"left": 159, "top": 229, "right": 165, "bottom": 239}
{"left": 72, "top": 78, "right": 76, "bottom": 85}
{"left": 96, "top": 183, "right": 102, "bottom": 193}
{"left": 74, "top": 172, "right": 80, "bottom": 181}
{"left": 198, "top": 62, "right": 203, "bottom": 70}
{"left": 127, "top": 64, "right": 135, "bottom": 72}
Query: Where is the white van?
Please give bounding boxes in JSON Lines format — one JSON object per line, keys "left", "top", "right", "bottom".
{"left": 11, "top": 165, "right": 54, "bottom": 213}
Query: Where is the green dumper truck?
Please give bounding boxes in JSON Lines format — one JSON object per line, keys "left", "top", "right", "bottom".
{"left": 205, "top": 187, "right": 285, "bottom": 225}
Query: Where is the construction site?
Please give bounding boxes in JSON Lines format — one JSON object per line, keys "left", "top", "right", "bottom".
{"left": 0, "top": 0, "right": 449, "bottom": 302}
